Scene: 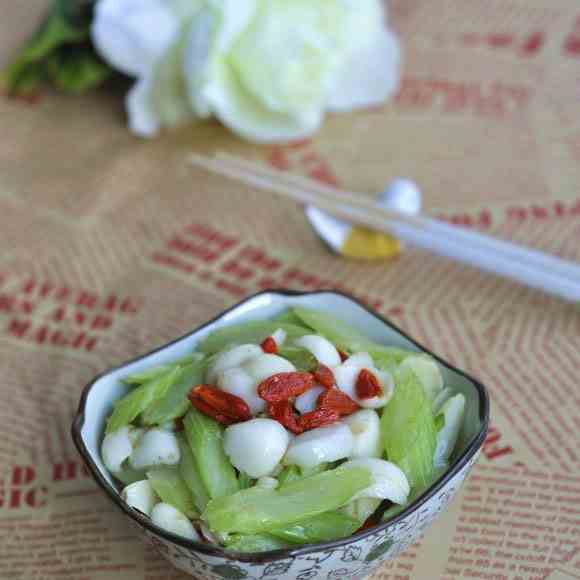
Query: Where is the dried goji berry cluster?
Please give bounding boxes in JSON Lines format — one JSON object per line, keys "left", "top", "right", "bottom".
{"left": 188, "top": 338, "right": 384, "bottom": 433}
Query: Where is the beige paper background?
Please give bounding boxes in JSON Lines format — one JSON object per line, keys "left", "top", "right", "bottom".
{"left": 1, "top": 0, "right": 580, "bottom": 578}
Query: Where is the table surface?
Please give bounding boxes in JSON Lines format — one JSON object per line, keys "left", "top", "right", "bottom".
{"left": 1, "top": 1, "right": 579, "bottom": 579}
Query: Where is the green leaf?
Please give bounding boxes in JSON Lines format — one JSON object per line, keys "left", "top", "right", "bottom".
{"left": 198, "top": 321, "right": 309, "bottom": 355}
{"left": 277, "top": 346, "right": 318, "bottom": 372}
{"left": 380, "top": 367, "right": 437, "bottom": 490}
{"left": 269, "top": 511, "right": 359, "bottom": 544}
{"left": 204, "top": 467, "right": 371, "bottom": 534}
{"left": 225, "top": 534, "right": 291, "bottom": 553}
{"left": 47, "top": 47, "right": 112, "bottom": 93}
{"left": 147, "top": 467, "right": 198, "bottom": 518}
{"left": 183, "top": 408, "right": 239, "bottom": 500}
{"left": 178, "top": 436, "right": 211, "bottom": 513}
{"left": 106, "top": 367, "right": 181, "bottom": 434}
{"left": 142, "top": 358, "right": 207, "bottom": 425}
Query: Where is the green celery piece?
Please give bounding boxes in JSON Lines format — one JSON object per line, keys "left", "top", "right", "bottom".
{"left": 47, "top": 47, "right": 112, "bottom": 93}
{"left": 178, "top": 437, "right": 210, "bottom": 513}
{"left": 368, "top": 346, "right": 413, "bottom": 370}
{"left": 198, "top": 321, "right": 309, "bottom": 354}
{"left": 291, "top": 307, "right": 378, "bottom": 352}
{"left": 277, "top": 465, "right": 301, "bottom": 487}
{"left": 204, "top": 467, "right": 371, "bottom": 534}
{"left": 225, "top": 534, "right": 291, "bottom": 552}
{"left": 122, "top": 355, "right": 199, "bottom": 384}
{"left": 278, "top": 463, "right": 328, "bottom": 487}
{"left": 142, "top": 359, "right": 207, "bottom": 425}
{"left": 238, "top": 471, "right": 253, "bottom": 490}
{"left": 272, "top": 309, "right": 311, "bottom": 327}
{"left": 147, "top": 467, "right": 198, "bottom": 518}
{"left": 269, "top": 511, "right": 359, "bottom": 544}
{"left": 380, "top": 367, "right": 437, "bottom": 490}
{"left": 434, "top": 413, "right": 445, "bottom": 432}
{"left": 113, "top": 468, "right": 148, "bottom": 486}
{"left": 381, "top": 503, "right": 406, "bottom": 522}
{"left": 106, "top": 367, "right": 181, "bottom": 433}
{"left": 278, "top": 346, "right": 318, "bottom": 372}
{"left": 183, "top": 409, "right": 239, "bottom": 499}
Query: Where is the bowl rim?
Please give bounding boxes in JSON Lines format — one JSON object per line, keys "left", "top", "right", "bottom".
{"left": 72, "top": 289, "right": 490, "bottom": 563}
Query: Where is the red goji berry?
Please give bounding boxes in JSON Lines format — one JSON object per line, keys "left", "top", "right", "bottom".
{"left": 338, "top": 349, "right": 349, "bottom": 362}
{"left": 313, "top": 364, "right": 335, "bottom": 389}
{"left": 260, "top": 336, "right": 277, "bottom": 354}
{"left": 317, "top": 388, "right": 359, "bottom": 416}
{"left": 267, "top": 400, "right": 303, "bottom": 434}
{"left": 189, "top": 385, "right": 252, "bottom": 424}
{"left": 258, "top": 372, "right": 314, "bottom": 402}
{"left": 297, "top": 407, "right": 340, "bottom": 430}
{"left": 355, "top": 369, "right": 382, "bottom": 399}
{"left": 189, "top": 391, "right": 236, "bottom": 425}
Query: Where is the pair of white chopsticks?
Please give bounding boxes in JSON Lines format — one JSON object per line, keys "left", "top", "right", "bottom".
{"left": 189, "top": 152, "right": 580, "bottom": 303}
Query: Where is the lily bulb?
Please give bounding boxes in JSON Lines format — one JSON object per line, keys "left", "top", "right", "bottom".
{"left": 340, "top": 458, "right": 410, "bottom": 505}
{"left": 285, "top": 423, "right": 353, "bottom": 469}
{"left": 294, "top": 335, "right": 341, "bottom": 367}
{"left": 129, "top": 428, "right": 180, "bottom": 470}
{"left": 102, "top": 426, "right": 143, "bottom": 473}
{"left": 224, "top": 418, "right": 290, "bottom": 478}
{"left": 151, "top": 503, "right": 200, "bottom": 541}
{"left": 121, "top": 480, "right": 158, "bottom": 516}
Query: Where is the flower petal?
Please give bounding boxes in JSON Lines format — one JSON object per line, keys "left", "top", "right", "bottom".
{"left": 204, "top": 60, "right": 323, "bottom": 143}
{"left": 91, "top": 0, "right": 178, "bottom": 77}
{"left": 327, "top": 28, "right": 401, "bottom": 113}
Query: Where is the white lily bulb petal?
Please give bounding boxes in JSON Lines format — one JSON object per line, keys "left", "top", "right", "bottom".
{"left": 151, "top": 503, "right": 200, "bottom": 541}
{"left": 295, "top": 386, "right": 325, "bottom": 415}
{"left": 399, "top": 356, "right": 444, "bottom": 401}
{"left": 121, "top": 480, "right": 158, "bottom": 516}
{"left": 327, "top": 28, "right": 400, "bottom": 113}
{"left": 129, "top": 429, "right": 180, "bottom": 470}
{"left": 379, "top": 179, "right": 422, "bottom": 216}
{"left": 294, "top": 335, "right": 341, "bottom": 367}
{"left": 343, "top": 352, "right": 374, "bottom": 368}
{"left": 217, "top": 367, "right": 265, "bottom": 415}
{"left": 434, "top": 394, "right": 466, "bottom": 468}
{"left": 256, "top": 476, "right": 279, "bottom": 490}
{"left": 432, "top": 387, "right": 453, "bottom": 414}
{"left": 333, "top": 365, "right": 394, "bottom": 409}
{"left": 341, "top": 458, "right": 410, "bottom": 505}
{"left": 207, "top": 344, "right": 263, "bottom": 383}
{"left": 128, "top": 427, "right": 145, "bottom": 446}
{"left": 242, "top": 353, "right": 295, "bottom": 382}
{"left": 341, "top": 497, "right": 382, "bottom": 523}
{"left": 224, "top": 419, "right": 290, "bottom": 478}
{"left": 91, "top": 0, "right": 178, "bottom": 77}
{"left": 285, "top": 423, "right": 353, "bottom": 469}
{"left": 102, "top": 426, "right": 136, "bottom": 473}
{"left": 344, "top": 409, "right": 383, "bottom": 458}
{"left": 271, "top": 328, "right": 287, "bottom": 347}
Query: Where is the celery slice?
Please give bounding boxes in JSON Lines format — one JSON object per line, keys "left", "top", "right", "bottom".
{"left": 278, "top": 463, "right": 328, "bottom": 487}
{"left": 272, "top": 309, "right": 311, "bottom": 328}
{"left": 269, "top": 511, "right": 359, "bottom": 544}
{"left": 238, "top": 471, "right": 253, "bottom": 490}
{"left": 380, "top": 367, "right": 437, "bottom": 490}
{"left": 198, "top": 321, "right": 309, "bottom": 354}
{"left": 225, "top": 534, "right": 291, "bottom": 552}
{"left": 204, "top": 467, "right": 371, "bottom": 534}
{"left": 368, "top": 346, "right": 413, "bottom": 370}
{"left": 122, "top": 354, "right": 199, "bottom": 384}
{"left": 178, "top": 437, "right": 210, "bottom": 513}
{"left": 183, "top": 409, "right": 239, "bottom": 500}
{"left": 106, "top": 367, "right": 181, "bottom": 434}
{"left": 113, "top": 468, "right": 148, "bottom": 486}
{"left": 147, "top": 467, "right": 198, "bottom": 518}
{"left": 141, "top": 359, "right": 207, "bottom": 425}
{"left": 278, "top": 346, "right": 318, "bottom": 372}
{"left": 291, "top": 307, "right": 377, "bottom": 352}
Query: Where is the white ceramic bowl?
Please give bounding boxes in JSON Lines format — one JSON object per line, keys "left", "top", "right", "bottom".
{"left": 72, "top": 290, "right": 489, "bottom": 580}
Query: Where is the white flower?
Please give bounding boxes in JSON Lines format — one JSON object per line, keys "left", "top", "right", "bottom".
{"left": 92, "top": 0, "right": 401, "bottom": 142}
